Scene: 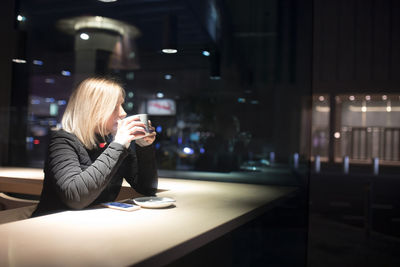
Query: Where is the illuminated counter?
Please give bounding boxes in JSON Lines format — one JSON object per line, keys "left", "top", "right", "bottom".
{"left": 0, "top": 169, "right": 296, "bottom": 266}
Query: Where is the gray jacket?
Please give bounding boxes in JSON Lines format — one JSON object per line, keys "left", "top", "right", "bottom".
{"left": 32, "top": 129, "right": 158, "bottom": 217}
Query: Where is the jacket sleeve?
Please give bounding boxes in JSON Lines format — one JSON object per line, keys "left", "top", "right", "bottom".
{"left": 46, "top": 134, "right": 128, "bottom": 210}
{"left": 122, "top": 143, "right": 158, "bottom": 196}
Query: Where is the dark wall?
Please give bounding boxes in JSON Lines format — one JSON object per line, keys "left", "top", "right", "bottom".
{"left": 313, "top": 0, "right": 400, "bottom": 93}
{"left": 0, "top": 0, "right": 16, "bottom": 165}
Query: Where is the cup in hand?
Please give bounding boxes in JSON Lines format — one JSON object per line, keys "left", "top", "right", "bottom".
{"left": 136, "top": 114, "right": 149, "bottom": 133}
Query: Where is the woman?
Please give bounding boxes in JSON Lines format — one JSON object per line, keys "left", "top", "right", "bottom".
{"left": 32, "top": 77, "right": 158, "bottom": 217}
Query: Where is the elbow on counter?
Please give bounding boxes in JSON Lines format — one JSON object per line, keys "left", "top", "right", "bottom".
{"left": 58, "top": 181, "right": 96, "bottom": 210}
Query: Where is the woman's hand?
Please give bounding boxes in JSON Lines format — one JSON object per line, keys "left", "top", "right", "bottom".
{"left": 114, "top": 116, "right": 147, "bottom": 148}
{"left": 135, "top": 120, "right": 157, "bottom": 147}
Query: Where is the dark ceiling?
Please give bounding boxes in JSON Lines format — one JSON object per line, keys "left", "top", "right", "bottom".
{"left": 15, "top": 0, "right": 278, "bottom": 101}
{"left": 18, "top": 0, "right": 220, "bottom": 54}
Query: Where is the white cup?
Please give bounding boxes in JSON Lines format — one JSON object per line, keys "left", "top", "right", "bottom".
{"left": 136, "top": 114, "right": 149, "bottom": 133}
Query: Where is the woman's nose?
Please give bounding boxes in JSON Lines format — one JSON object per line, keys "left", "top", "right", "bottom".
{"left": 119, "top": 106, "right": 127, "bottom": 119}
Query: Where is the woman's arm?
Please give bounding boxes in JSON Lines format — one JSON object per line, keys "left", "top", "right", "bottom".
{"left": 46, "top": 133, "right": 128, "bottom": 209}
{"left": 122, "top": 144, "right": 158, "bottom": 196}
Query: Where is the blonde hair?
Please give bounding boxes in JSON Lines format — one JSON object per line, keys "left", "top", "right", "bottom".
{"left": 61, "top": 77, "right": 125, "bottom": 149}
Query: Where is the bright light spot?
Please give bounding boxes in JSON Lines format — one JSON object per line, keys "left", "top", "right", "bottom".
{"left": 238, "top": 98, "right": 246, "bottom": 103}
{"left": 33, "top": 60, "right": 43, "bottom": 66}
{"left": 349, "top": 95, "right": 355, "bottom": 101}
{"left": 127, "top": 92, "right": 134, "bottom": 98}
{"left": 26, "top": 137, "right": 34, "bottom": 143}
{"left": 45, "top": 98, "right": 55, "bottom": 103}
{"left": 387, "top": 106, "right": 392, "bottom": 112}
{"left": 17, "top": 15, "right": 26, "bottom": 22}
{"left": 98, "top": 0, "right": 117, "bottom": 2}
{"left": 58, "top": 100, "right": 67, "bottom": 105}
{"left": 334, "top": 132, "right": 341, "bottom": 139}
{"left": 361, "top": 106, "right": 367, "bottom": 112}
{"left": 200, "top": 148, "right": 205, "bottom": 154}
{"left": 365, "top": 95, "right": 371, "bottom": 101}
{"left": 12, "top": 59, "right": 26, "bottom": 64}
{"left": 318, "top": 96, "right": 325, "bottom": 101}
{"left": 162, "top": 48, "right": 178, "bottom": 54}
{"left": 382, "top": 95, "right": 388, "bottom": 101}
{"left": 156, "top": 92, "right": 164, "bottom": 98}
{"left": 183, "top": 147, "right": 194, "bottom": 155}
{"left": 33, "top": 139, "right": 40, "bottom": 145}
{"left": 164, "top": 74, "right": 172, "bottom": 80}
{"left": 202, "top": 50, "right": 210, "bottom": 56}
{"left": 156, "top": 126, "right": 162, "bottom": 133}
{"left": 80, "top": 33, "right": 90, "bottom": 40}
{"left": 61, "top": 70, "right": 71, "bottom": 76}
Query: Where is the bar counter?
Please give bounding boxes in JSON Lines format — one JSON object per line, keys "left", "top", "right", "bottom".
{"left": 0, "top": 168, "right": 296, "bottom": 266}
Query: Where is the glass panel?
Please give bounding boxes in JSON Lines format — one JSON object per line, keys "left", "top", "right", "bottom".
{"left": 335, "top": 94, "right": 400, "bottom": 163}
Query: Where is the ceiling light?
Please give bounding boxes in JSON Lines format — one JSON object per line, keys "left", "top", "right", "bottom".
{"left": 156, "top": 92, "right": 164, "bottom": 98}
{"left": 17, "top": 15, "right": 26, "bottom": 22}
{"left": 164, "top": 74, "right": 172, "bottom": 80}
{"left": 162, "top": 48, "right": 177, "bottom": 54}
{"left": 12, "top": 59, "right": 26, "bottom": 63}
{"left": 382, "top": 95, "right": 388, "bottom": 100}
{"left": 80, "top": 33, "right": 89, "bottom": 40}
{"left": 162, "top": 15, "right": 178, "bottom": 54}
{"left": 202, "top": 50, "right": 210, "bottom": 56}
{"left": 349, "top": 95, "right": 355, "bottom": 101}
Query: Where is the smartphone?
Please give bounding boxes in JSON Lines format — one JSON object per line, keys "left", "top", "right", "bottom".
{"left": 102, "top": 202, "right": 141, "bottom": 212}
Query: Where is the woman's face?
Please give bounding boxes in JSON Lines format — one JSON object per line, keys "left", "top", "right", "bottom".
{"left": 105, "top": 98, "right": 127, "bottom": 135}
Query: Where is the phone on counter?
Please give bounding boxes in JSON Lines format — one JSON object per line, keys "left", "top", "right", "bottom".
{"left": 102, "top": 202, "right": 141, "bottom": 211}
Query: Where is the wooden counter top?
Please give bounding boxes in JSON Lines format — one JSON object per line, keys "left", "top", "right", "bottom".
{"left": 0, "top": 168, "right": 296, "bottom": 266}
